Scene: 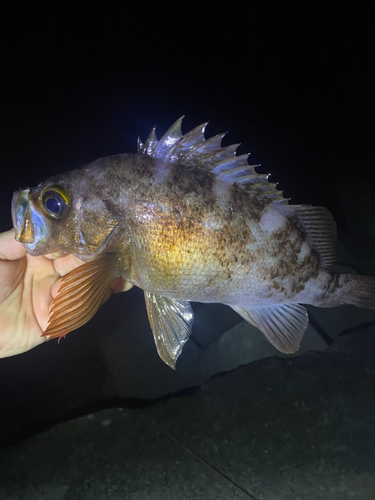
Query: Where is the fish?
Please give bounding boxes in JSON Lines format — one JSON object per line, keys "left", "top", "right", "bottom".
{"left": 11, "top": 117, "right": 375, "bottom": 368}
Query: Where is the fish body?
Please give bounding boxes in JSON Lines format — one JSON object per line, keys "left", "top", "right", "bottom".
{"left": 12, "top": 117, "right": 375, "bottom": 368}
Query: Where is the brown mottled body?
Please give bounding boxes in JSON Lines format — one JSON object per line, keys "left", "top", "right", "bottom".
{"left": 67, "top": 154, "right": 324, "bottom": 307}
{"left": 12, "top": 154, "right": 337, "bottom": 305}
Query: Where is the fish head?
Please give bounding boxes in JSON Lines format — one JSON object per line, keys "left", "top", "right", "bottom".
{"left": 12, "top": 169, "right": 120, "bottom": 258}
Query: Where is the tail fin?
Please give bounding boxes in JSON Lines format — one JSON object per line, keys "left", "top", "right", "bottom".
{"left": 332, "top": 274, "right": 375, "bottom": 309}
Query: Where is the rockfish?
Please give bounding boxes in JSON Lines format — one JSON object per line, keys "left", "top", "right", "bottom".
{"left": 11, "top": 117, "right": 375, "bottom": 368}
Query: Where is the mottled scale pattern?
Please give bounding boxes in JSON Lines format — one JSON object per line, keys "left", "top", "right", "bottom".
{"left": 90, "top": 155, "right": 321, "bottom": 306}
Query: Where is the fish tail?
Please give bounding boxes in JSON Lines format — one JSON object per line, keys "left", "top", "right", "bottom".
{"left": 322, "top": 273, "right": 375, "bottom": 309}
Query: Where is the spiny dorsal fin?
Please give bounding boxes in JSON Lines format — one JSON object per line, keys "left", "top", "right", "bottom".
{"left": 138, "top": 116, "right": 288, "bottom": 204}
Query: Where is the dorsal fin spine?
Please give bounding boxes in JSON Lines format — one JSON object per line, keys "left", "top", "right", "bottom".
{"left": 138, "top": 116, "right": 285, "bottom": 200}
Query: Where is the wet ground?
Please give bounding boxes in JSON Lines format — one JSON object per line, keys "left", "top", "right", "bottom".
{"left": 1, "top": 327, "right": 374, "bottom": 500}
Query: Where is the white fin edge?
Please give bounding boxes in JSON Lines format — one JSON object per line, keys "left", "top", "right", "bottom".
{"left": 144, "top": 292, "right": 194, "bottom": 369}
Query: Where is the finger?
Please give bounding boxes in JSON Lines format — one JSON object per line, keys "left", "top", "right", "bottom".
{"left": 44, "top": 251, "right": 70, "bottom": 259}
{"left": 111, "top": 277, "right": 134, "bottom": 293}
{"left": 51, "top": 254, "right": 87, "bottom": 277}
{"left": 102, "top": 287, "right": 113, "bottom": 304}
{"left": 0, "top": 229, "right": 28, "bottom": 260}
{"left": 51, "top": 278, "right": 63, "bottom": 299}
{"left": 0, "top": 258, "right": 25, "bottom": 303}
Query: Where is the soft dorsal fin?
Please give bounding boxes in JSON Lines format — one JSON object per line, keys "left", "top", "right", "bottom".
{"left": 137, "top": 116, "right": 288, "bottom": 205}
{"left": 275, "top": 204, "right": 337, "bottom": 268}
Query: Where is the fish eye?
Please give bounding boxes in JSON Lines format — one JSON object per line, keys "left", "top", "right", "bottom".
{"left": 40, "top": 185, "right": 69, "bottom": 219}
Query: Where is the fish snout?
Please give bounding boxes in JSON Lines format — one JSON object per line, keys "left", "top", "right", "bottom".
{"left": 12, "top": 189, "right": 36, "bottom": 244}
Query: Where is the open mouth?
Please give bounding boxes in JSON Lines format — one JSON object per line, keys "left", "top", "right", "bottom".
{"left": 11, "top": 188, "right": 52, "bottom": 255}
{"left": 12, "top": 189, "right": 35, "bottom": 244}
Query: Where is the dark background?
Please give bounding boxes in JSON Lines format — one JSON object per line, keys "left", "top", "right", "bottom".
{"left": 0, "top": 1, "right": 374, "bottom": 444}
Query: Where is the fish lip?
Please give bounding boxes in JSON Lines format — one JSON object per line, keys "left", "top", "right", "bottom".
{"left": 22, "top": 244, "right": 44, "bottom": 256}
{"left": 12, "top": 189, "right": 35, "bottom": 244}
{"left": 11, "top": 188, "right": 53, "bottom": 255}
{"left": 11, "top": 189, "right": 27, "bottom": 230}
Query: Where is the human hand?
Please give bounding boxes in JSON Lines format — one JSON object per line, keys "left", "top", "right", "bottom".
{"left": 0, "top": 229, "right": 130, "bottom": 358}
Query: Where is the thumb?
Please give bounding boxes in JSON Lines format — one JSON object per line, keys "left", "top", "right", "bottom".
{"left": 0, "top": 229, "right": 28, "bottom": 261}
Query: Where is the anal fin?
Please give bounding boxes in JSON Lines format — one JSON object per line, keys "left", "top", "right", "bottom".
{"left": 144, "top": 292, "right": 194, "bottom": 369}
{"left": 42, "top": 253, "right": 120, "bottom": 341}
{"left": 231, "top": 303, "right": 309, "bottom": 354}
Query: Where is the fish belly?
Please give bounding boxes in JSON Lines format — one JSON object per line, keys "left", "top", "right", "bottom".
{"left": 129, "top": 231, "right": 322, "bottom": 306}
{"left": 126, "top": 190, "right": 323, "bottom": 305}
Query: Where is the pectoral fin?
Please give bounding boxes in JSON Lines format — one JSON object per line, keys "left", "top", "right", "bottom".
{"left": 144, "top": 292, "right": 194, "bottom": 369}
{"left": 231, "top": 303, "right": 309, "bottom": 354}
{"left": 42, "top": 253, "right": 120, "bottom": 341}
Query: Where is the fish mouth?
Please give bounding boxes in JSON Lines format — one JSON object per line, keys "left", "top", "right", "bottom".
{"left": 12, "top": 189, "right": 35, "bottom": 244}
{"left": 11, "top": 188, "right": 52, "bottom": 255}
